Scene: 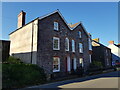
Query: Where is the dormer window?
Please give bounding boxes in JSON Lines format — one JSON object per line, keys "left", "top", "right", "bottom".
{"left": 78, "top": 31, "right": 81, "bottom": 38}
{"left": 54, "top": 22, "right": 58, "bottom": 31}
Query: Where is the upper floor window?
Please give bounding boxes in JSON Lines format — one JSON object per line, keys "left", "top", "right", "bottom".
{"left": 65, "top": 37, "right": 69, "bottom": 51}
{"left": 89, "top": 38, "right": 92, "bottom": 50}
{"left": 78, "top": 31, "right": 81, "bottom": 38}
{"left": 79, "top": 43, "right": 83, "bottom": 53}
{"left": 79, "top": 58, "right": 84, "bottom": 67}
{"left": 53, "top": 57, "right": 60, "bottom": 72}
{"left": 106, "top": 50, "right": 108, "bottom": 56}
{"left": 72, "top": 39, "right": 75, "bottom": 52}
{"left": 53, "top": 37, "right": 60, "bottom": 50}
{"left": 54, "top": 22, "right": 59, "bottom": 31}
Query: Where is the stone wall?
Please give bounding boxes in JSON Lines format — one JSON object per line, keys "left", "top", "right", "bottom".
{"left": 37, "top": 12, "right": 90, "bottom": 75}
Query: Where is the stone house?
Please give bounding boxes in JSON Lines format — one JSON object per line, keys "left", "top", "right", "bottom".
{"left": 92, "top": 38, "right": 112, "bottom": 68}
{"left": 9, "top": 10, "right": 92, "bottom": 78}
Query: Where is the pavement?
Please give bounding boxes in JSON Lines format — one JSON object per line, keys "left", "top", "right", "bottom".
{"left": 22, "top": 71, "right": 120, "bottom": 89}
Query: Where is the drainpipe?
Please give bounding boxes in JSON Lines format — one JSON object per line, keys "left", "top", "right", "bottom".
{"left": 31, "top": 22, "right": 34, "bottom": 64}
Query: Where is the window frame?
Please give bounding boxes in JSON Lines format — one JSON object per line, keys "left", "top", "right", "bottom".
{"left": 79, "top": 43, "right": 83, "bottom": 53}
{"left": 89, "top": 38, "right": 92, "bottom": 50}
{"left": 53, "top": 37, "right": 60, "bottom": 50}
{"left": 72, "top": 39, "right": 75, "bottom": 52}
{"left": 65, "top": 37, "right": 69, "bottom": 51}
{"left": 79, "top": 58, "right": 84, "bottom": 67}
{"left": 54, "top": 22, "right": 59, "bottom": 31}
{"left": 53, "top": 57, "right": 60, "bottom": 72}
{"left": 78, "top": 31, "right": 82, "bottom": 38}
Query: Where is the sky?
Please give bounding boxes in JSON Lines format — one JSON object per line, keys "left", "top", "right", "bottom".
{"left": 2, "top": 2, "right": 118, "bottom": 46}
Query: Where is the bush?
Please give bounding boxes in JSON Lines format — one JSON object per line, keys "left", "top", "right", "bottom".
{"left": 89, "top": 61, "right": 103, "bottom": 69}
{"left": 2, "top": 63, "right": 46, "bottom": 89}
{"left": 4, "top": 56, "right": 23, "bottom": 64}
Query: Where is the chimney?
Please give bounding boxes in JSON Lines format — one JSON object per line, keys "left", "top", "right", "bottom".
{"left": 17, "top": 10, "right": 26, "bottom": 28}
{"left": 109, "top": 41, "right": 114, "bottom": 44}
{"left": 93, "top": 38, "right": 99, "bottom": 42}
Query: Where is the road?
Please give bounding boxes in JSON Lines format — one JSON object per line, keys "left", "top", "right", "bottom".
{"left": 26, "top": 71, "right": 120, "bottom": 89}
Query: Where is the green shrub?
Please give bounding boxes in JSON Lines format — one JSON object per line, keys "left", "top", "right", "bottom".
{"left": 4, "top": 56, "right": 23, "bottom": 64}
{"left": 90, "top": 61, "right": 103, "bottom": 68}
{"left": 2, "top": 63, "right": 46, "bottom": 89}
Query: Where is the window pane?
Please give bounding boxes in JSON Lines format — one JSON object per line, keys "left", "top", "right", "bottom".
{"left": 54, "top": 22, "right": 58, "bottom": 30}
{"left": 53, "top": 37, "right": 59, "bottom": 50}
{"left": 53, "top": 57, "right": 60, "bottom": 72}
{"left": 79, "top": 31, "right": 81, "bottom": 38}
{"left": 65, "top": 38, "right": 69, "bottom": 51}
{"left": 72, "top": 40, "right": 75, "bottom": 52}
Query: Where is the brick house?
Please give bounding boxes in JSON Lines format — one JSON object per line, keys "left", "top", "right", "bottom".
{"left": 9, "top": 10, "right": 92, "bottom": 78}
{"left": 92, "top": 38, "right": 112, "bottom": 68}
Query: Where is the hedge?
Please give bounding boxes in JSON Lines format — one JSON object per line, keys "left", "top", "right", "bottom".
{"left": 2, "top": 63, "right": 46, "bottom": 89}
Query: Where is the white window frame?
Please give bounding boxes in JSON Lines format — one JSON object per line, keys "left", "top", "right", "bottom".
{"left": 53, "top": 37, "right": 60, "bottom": 50}
{"left": 72, "top": 39, "right": 75, "bottom": 52}
{"left": 79, "top": 43, "right": 83, "bottom": 53}
{"left": 89, "top": 38, "right": 92, "bottom": 50}
{"left": 79, "top": 58, "right": 84, "bottom": 67}
{"left": 65, "top": 37, "right": 69, "bottom": 51}
{"left": 78, "top": 31, "right": 82, "bottom": 38}
{"left": 54, "top": 22, "right": 59, "bottom": 31}
{"left": 53, "top": 57, "right": 60, "bottom": 72}
{"left": 89, "top": 55, "right": 92, "bottom": 63}
{"left": 73, "top": 57, "right": 77, "bottom": 70}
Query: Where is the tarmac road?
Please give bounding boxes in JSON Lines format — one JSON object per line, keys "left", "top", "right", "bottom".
{"left": 26, "top": 71, "right": 120, "bottom": 89}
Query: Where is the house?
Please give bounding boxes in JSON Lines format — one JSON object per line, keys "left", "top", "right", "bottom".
{"left": 9, "top": 10, "right": 92, "bottom": 78}
{"left": 108, "top": 41, "right": 120, "bottom": 65}
{"left": 92, "top": 38, "right": 112, "bottom": 68}
{"left": 0, "top": 40, "right": 10, "bottom": 62}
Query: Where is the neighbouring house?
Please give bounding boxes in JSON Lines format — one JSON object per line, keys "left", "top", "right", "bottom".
{"left": 92, "top": 38, "right": 112, "bottom": 68}
{"left": 9, "top": 10, "right": 92, "bottom": 78}
{"left": 0, "top": 40, "right": 10, "bottom": 62}
{"left": 108, "top": 41, "right": 120, "bottom": 65}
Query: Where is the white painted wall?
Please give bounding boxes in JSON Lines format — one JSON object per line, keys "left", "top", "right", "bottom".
{"left": 108, "top": 44, "right": 120, "bottom": 58}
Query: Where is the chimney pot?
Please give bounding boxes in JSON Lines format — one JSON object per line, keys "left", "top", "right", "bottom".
{"left": 93, "top": 38, "right": 99, "bottom": 42}
{"left": 109, "top": 41, "right": 114, "bottom": 44}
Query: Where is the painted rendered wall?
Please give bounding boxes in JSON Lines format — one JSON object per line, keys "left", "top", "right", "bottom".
{"left": 9, "top": 19, "right": 38, "bottom": 64}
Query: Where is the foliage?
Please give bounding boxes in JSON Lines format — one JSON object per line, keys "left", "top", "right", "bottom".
{"left": 89, "top": 61, "right": 103, "bottom": 68}
{"left": 2, "top": 63, "right": 46, "bottom": 89}
{"left": 4, "top": 56, "right": 23, "bottom": 64}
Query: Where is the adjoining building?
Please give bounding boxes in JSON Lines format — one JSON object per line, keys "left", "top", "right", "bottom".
{"left": 0, "top": 40, "right": 10, "bottom": 62}
{"left": 108, "top": 41, "right": 120, "bottom": 65}
{"left": 92, "top": 38, "right": 112, "bottom": 68}
{"left": 9, "top": 10, "right": 92, "bottom": 78}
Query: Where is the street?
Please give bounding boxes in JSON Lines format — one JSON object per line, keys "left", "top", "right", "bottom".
{"left": 26, "top": 71, "right": 120, "bottom": 89}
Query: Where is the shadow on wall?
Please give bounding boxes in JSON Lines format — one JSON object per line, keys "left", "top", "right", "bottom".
{"left": 11, "top": 51, "right": 37, "bottom": 64}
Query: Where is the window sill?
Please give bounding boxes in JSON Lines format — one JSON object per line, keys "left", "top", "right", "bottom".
{"left": 53, "top": 70, "right": 60, "bottom": 72}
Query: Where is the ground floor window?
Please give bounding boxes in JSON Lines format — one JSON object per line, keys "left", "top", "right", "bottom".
{"left": 53, "top": 57, "right": 60, "bottom": 72}
{"left": 79, "top": 58, "right": 84, "bottom": 67}
{"left": 107, "top": 58, "right": 109, "bottom": 66}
